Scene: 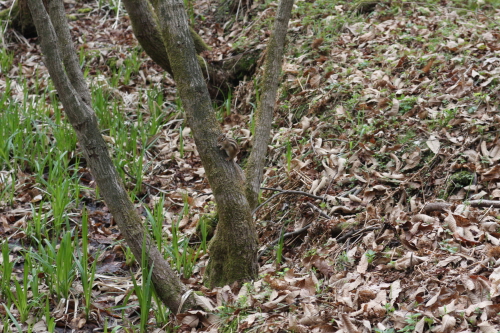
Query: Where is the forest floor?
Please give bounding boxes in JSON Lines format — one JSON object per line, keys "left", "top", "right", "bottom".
{"left": 1, "top": 0, "right": 500, "bottom": 332}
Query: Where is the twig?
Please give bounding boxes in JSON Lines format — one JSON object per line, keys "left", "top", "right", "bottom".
{"left": 338, "top": 187, "right": 361, "bottom": 197}
{"left": 336, "top": 226, "right": 380, "bottom": 243}
{"left": 422, "top": 200, "right": 500, "bottom": 214}
{"left": 421, "top": 202, "right": 452, "bottom": 213}
{"left": 258, "top": 198, "right": 333, "bottom": 259}
{"left": 258, "top": 223, "right": 312, "bottom": 260}
{"left": 253, "top": 188, "right": 327, "bottom": 215}
{"left": 306, "top": 202, "right": 331, "bottom": 219}
{"left": 468, "top": 199, "right": 500, "bottom": 208}
{"left": 260, "top": 187, "right": 326, "bottom": 200}
{"left": 253, "top": 187, "right": 362, "bottom": 216}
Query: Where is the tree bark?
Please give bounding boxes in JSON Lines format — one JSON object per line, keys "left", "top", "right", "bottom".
{"left": 123, "top": 0, "right": 241, "bottom": 100}
{"left": 27, "top": 0, "right": 195, "bottom": 312}
{"left": 47, "top": 0, "right": 91, "bottom": 106}
{"left": 10, "top": 0, "right": 48, "bottom": 38}
{"left": 154, "top": 0, "right": 259, "bottom": 287}
{"left": 245, "top": 0, "right": 294, "bottom": 210}
{"left": 122, "top": 0, "right": 212, "bottom": 74}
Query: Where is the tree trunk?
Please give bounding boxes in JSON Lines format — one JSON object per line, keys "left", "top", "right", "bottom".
{"left": 154, "top": 0, "right": 259, "bottom": 287}
{"left": 244, "top": 0, "right": 294, "bottom": 210}
{"left": 123, "top": 0, "right": 244, "bottom": 100}
{"left": 10, "top": 0, "right": 48, "bottom": 38}
{"left": 27, "top": 0, "right": 195, "bottom": 313}
{"left": 154, "top": 0, "right": 294, "bottom": 287}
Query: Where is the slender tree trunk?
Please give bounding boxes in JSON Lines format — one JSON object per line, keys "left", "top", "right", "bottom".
{"left": 123, "top": 0, "right": 239, "bottom": 100}
{"left": 245, "top": 0, "right": 294, "bottom": 210}
{"left": 122, "top": 0, "right": 173, "bottom": 74}
{"left": 154, "top": 0, "right": 259, "bottom": 287}
{"left": 27, "top": 0, "right": 195, "bottom": 312}
{"left": 47, "top": 0, "right": 91, "bottom": 106}
{"left": 154, "top": 0, "right": 294, "bottom": 286}
{"left": 10, "top": 0, "right": 48, "bottom": 38}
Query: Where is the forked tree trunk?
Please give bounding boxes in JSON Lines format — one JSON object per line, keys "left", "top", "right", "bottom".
{"left": 27, "top": 0, "right": 195, "bottom": 312}
{"left": 154, "top": 0, "right": 259, "bottom": 287}
{"left": 154, "top": 0, "right": 294, "bottom": 287}
{"left": 9, "top": 0, "right": 48, "bottom": 38}
{"left": 31, "top": 0, "right": 293, "bottom": 297}
{"left": 123, "top": 0, "right": 251, "bottom": 100}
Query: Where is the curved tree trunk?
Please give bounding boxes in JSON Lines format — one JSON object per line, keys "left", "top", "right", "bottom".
{"left": 244, "top": 0, "right": 294, "bottom": 210}
{"left": 154, "top": 0, "right": 294, "bottom": 287}
{"left": 9, "top": 0, "right": 48, "bottom": 38}
{"left": 124, "top": 0, "right": 248, "bottom": 100}
{"left": 155, "top": 0, "right": 259, "bottom": 288}
{"left": 27, "top": 0, "right": 195, "bottom": 313}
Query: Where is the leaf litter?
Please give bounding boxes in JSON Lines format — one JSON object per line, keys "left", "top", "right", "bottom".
{"left": 1, "top": 0, "right": 500, "bottom": 331}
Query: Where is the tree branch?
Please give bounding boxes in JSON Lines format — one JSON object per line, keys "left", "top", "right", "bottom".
{"left": 244, "top": 0, "right": 295, "bottom": 209}
{"left": 423, "top": 200, "right": 500, "bottom": 213}
{"left": 47, "top": 0, "right": 91, "bottom": 105}
{"left": 27, "top": 0, "right": 194, "bottom": 312}
{"left": 253, "top": 188, "right": 327, "bottom": 215}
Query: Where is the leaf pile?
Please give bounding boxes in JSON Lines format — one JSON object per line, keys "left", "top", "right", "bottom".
{"left": 1, "top": 0, "right": 500, "bottom": 332}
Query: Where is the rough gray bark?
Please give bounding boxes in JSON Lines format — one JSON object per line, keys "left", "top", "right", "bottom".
{"left": 47, "top": 0, "right": 91, "bottom": 105}
{"left": 244, "top": 0, "right": 294, "bottom": 210}
{"left": 154, "top": 0, "right": 294, "bottom": 286}
{"left": 155, "top": 0, "right": 259, "bottom": 287}
{"left": 27, "top": 0, "right": 195, "bottom": 312}
{"left": 123, "top": 0, "right": 237, "bottom": 99}
{"left": 122, "top": 0, "right": 172, "bottom": 73}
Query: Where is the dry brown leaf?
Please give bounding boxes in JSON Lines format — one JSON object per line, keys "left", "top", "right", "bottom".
{"left": 340, "top": 313, "right": 360, "bottom": 333}
{"left": 489, "top": 266, "right": 500, "bottom": 298}
{"left": 414, "top": 316, "right": 426, "bottom": 333}
{"left": 358, "top": 31, "right": 375, "bottom": 43}
{"left": 426, "top": 135, "right": 440, "bottom": 154}
{"left": 356, "top": 252, "right": 369, "bottom": 274}
{"left": 311, "top": 38, "right": 324, "bottom": 49}
{"left": 390, "top": 280, "right": 401, "bottom": 305}
{"left": 392, "top": 252, "right": 426, "bottom": 270}
{"left": 478, "top": 321, "right": 498, "bottom": 333}
{"left": 434, "top": 314, "right": 456, "bottom": 333}
{"left": 386, "top": 98, "right": 399, "bottom": 116}
{"left": 411, "top": 214, "right": 435, "bottom": 224}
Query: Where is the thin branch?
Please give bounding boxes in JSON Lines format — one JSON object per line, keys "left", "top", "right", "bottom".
{"left": 253, "top": 188, "right": 326, "bottom": 215}
{"left": 306, "top": 202, "right": 331, "bottom": 219}
{"left": 257, "top": 199, "right": 333, "bottom": 260}
{"left": 260, "top": 187, "right": 327, "bottom": 200}
{"left": 258, "top": 223, "right": 312, "bottom": 260}
{"left": 253, "top": 187, "right": 361, "bottom": 216}
{"left": 336, "top": 226, "right": 380, "bottom": 243}
{"left": 422, "top": 200, "right": 500, "bottom": 214}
